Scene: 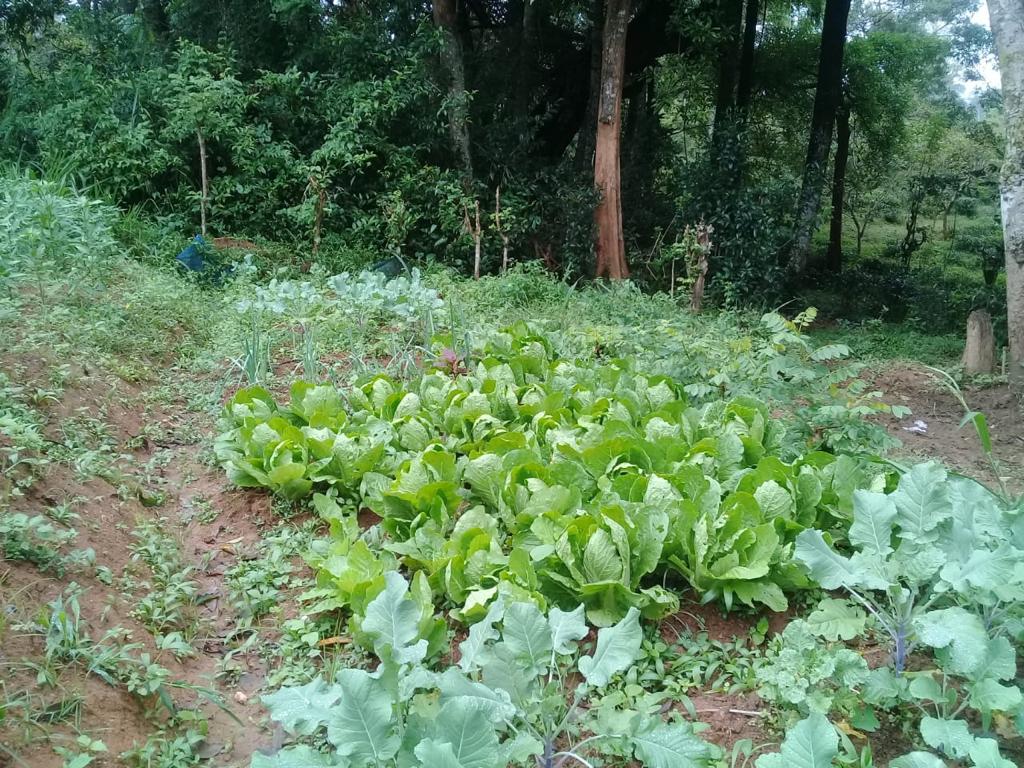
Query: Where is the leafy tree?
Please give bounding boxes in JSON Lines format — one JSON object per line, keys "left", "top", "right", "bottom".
{"left": 164, "top": 42, "right": 248, "bottom": 236}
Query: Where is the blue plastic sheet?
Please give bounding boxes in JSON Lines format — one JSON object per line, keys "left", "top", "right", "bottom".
{"left": 175, "top": 235, "right": 207, "bottom": 272}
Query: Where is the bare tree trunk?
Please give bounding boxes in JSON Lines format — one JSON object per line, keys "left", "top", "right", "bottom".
{"left": 825, "top": 103, "right": 850, "bottom": 273}
{"left": 495, "top": 186, "right": 510, "bottom": 273}
{"left": 576, "top": 0, "right": 604, "bottom": 173}
{"left": 789, "top": 0, "right": 852, "bottom": 273}
{"left": 736, "top": 0, "right": 759, "bottom": 114}
{"left": 515, "top": 0, "right": 539, "bottom": 120}
{"left": 711, "top": 0, "right": 743, "bottom": 154}
{"left": 593, "top": 0, "right": 631, "bottom": 280}
{"left": 197, "top": 128, "right": 208, "bottom": 237}
{"left": 989, "top": 0, "right": 1024, "bottom": 387}
{"left": 434, "top": 0, "right": 474, "bottom": 190}
{"left": 963, "top": 309, "right": 996, "bottom": 374}
{"left": 467, "top": 200, "right": 483, "bottom": 279}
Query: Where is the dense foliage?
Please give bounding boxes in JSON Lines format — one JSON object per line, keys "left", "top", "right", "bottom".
{"left": 2, "top": 0, "right": 1022, "bottom": 761}
{"left": 0, "top": 0, "right": 1008, "bottom": 333}
{"left": 215, "top": 322, "right": 897, "bottom": 622}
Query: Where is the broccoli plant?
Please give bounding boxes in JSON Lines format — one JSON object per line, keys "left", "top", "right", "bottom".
{"left": 256, "top": 572, "right": 718, "bottom": 768}
{"left": 794, "top": 463, "right": 1024, "bottom": 763}
{"left": 795, "top": 463, "right": 1024, "bottom": 672}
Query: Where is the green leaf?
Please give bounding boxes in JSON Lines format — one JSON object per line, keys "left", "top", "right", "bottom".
{"left": 968, "top": 738, "right": 1016, "bottom": 768}
{"left": 794, "top": 530, "right": 886, "bottom": 591}
{"left": 632, "top": 723, "right": 715, "bottom": 768}
{"left": 847, "top": 490, "right": 896, "bottom": 557}
{"left": 413, "top": 740, "right": 467, "bottom": 768}
{"left": 940, "top": 544, "right": 1019, "bottom": 594}
{"left": 804, "top": 598, "right": 866, "bottom": 642}
{"left": 914, "top": 608, "right": 989, "bottom": 677}
{"left": 961, "top": 411, "right": 993, "bottom": 454}
{"left": 754, "top": 714, "right": 838, "bottom": 768}
{"left": 888, "top": 753, "right": 947, "bottom": 768}
{"left": 968, "top": 678, "right": 1023, "bottom": 714}
{"left": 435, "top": 668, "right": 516, "bottom": 721}
{"left": 500, "top": 602, "right": 552, "bottom": 672}
{"left": 251, "top": 745, "right": 348, "bottom": 767}
{"left": 754, "top": 480, "right": 793, "bottom": 519}
{"left": 428, "top": 697, "right": 504, "bottom": 768}
{"left": 458, "top": 598, "right": 504, "bottom": 673}
{"left": 908, "top": 675, "right": 944, "bottom": 703}
{"left": 919, "top": 716, "right": 974, "bottom": 758}
{"left": 361, "top": 571, "right": 427, "bottom": 665}
{"left": 582, "top": 528, "right": 623, "bottom": 583}
{"left": 548, "top": 604, "right": 588, "bottom": 656}
{"left": 892, "top": 463, "right": 952, "bottom": 543}
{"left": 261, "top": 677, "right": 340, "bottom": 736}
{"left": 971, "top": 636, "right": 1017, "bottom": 682}
{"left": 578, "top": 607, "right": 641, "bottom": 687}
{"left": 324, "top": 669, "right": 399, "bottom": 762}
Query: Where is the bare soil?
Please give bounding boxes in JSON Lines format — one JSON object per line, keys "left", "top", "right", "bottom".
{"left": 0, "top": 362, "right": 282, "bottom": 767}
{"left": 873, "top": 365, "right": 1024, "bottom": 490}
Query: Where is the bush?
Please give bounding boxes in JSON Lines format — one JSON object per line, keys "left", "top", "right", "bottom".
{"left": 0, "top": 172, "right": 119, "bottom": 287}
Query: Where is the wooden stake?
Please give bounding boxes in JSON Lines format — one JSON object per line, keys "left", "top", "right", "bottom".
{"left": 197, "top": 128, "right": 209, "bottom": 237}
{"left": 495, "top": 186, "right": 510, "bottom": 273}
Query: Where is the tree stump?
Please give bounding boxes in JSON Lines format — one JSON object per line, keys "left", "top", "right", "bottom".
{"left": 962, "top": 309, "right": 996, "bottom": 374}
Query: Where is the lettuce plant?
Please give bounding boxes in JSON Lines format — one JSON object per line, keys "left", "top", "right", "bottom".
{"left": 217, "top": 323, "right": 882, "bottom": 621}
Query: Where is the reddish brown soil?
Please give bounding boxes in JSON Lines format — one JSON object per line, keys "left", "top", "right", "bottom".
{"left": 685, "top": 692, "right": 768, "bottom": 752}
{"left": 0, "top": 361, "right": 283, "bottom": 767}
{"left": 873, "top": 365, "right": 1024, "bottom": 489}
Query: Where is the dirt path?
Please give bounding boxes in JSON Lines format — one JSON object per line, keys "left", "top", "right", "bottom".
{"left": 874, "top": 364, "right": 1024, "bottom": 491}
{"left": 0, "top": 360, "right": 290, "bottom": 767}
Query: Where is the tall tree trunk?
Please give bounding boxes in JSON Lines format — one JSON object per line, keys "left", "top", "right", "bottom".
{"left": 825, "top": 103, "right": 850, "bottom": 273}
{"left": 576, "top": 0, "right": 604, "bottom": 173}
{"left": 197, "top": 128, "right": 208, "bottom": 237}
{"left": 735, "top": 0, "right": 759, "bottom": 114}
{"left": 711, "top": 0, "right": 743, "bottom": 154}
{"left": 515, "top": 0, "right": 539, "bottom": 120}
{"left": 433, "top": 0, "right": 474, "bottom": 190}
{"left": 988, "top": 0, "right": 1024, "bottom": 387}
{"left": 593, "top": 0, "right": 631, "bottom": 280}
{"left": 789, "top": 0, "right": 852, "bottom": 274}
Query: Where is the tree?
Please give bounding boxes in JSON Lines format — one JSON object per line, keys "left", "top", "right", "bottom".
{"left": 593, "top": 0, "right": 631, "bottom": 280}
{"left": 987, "top": 0, "right": 1024, "bottom": 385}
{"left": 736, "top": 0, "right": 759, "bottom": 114}
{"left": 575, "top": 0, "right": 604, "bottom": 173}
{"left": 842, "top": 144, "right": 892, "bottom": 259}
{"left": 789, "top": 0, "right": 852, "bottom": 273}
{"left": 166, "top": 42, "right": 247, "bottom": 237}
{"left": 711, "top": 0, "right": 743, "bottom": 154}
{"left": 433, "top": 0, "right": 474, "bottom": 190}
{"left": 825, "top": 99, "right": 850, "bottom": 271}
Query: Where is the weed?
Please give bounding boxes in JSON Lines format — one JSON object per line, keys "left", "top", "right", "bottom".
{"left": 128, "top": 519, "right": 199, "bottom": 637}
{"left": 927, "top": 365, "right": 1019, "bottom": 504}
{"left": 53, "top": 733, "right": 107, "bottom": 768}
{"left": 0, "top": 513, "right": 89, "bottom": 575}
{"left": 121, "top": 717, "right": 207, "bottom": 768}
